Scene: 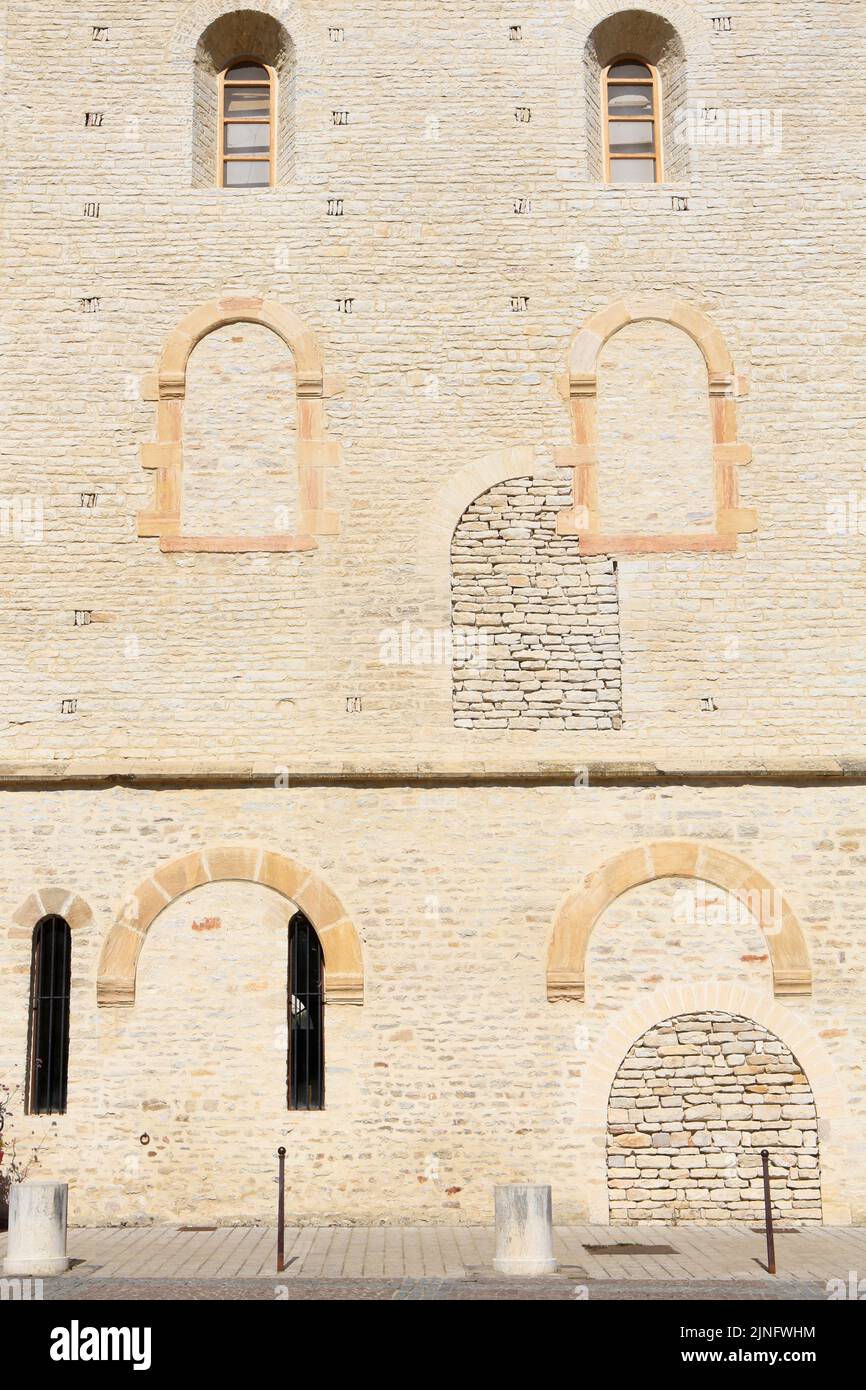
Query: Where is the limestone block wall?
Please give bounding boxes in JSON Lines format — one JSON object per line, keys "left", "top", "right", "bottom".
{"left": 183, "top": 323, "right": 300, "bottom": 537}
{"left": 0, "top": 2, "right": 864, "bottom": 767}
{"left": 607, "top": 1012, "right": 820, "bottom": 1224}
{"left": 451, "top": 476, "right": 622, "bottom": 729}
{"left": 0, "top": 782, "right": 862, "bottom": 1227}
{"left": 595, "top": 322, "right": 714, "bottom": 536}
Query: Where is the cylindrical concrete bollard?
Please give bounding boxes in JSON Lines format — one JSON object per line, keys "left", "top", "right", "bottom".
{"left": 493, "top": 1183, "right": 557, "bottom": 1276}
{"left": 3, "top": 1181, "right": 70, "bottom": 1276}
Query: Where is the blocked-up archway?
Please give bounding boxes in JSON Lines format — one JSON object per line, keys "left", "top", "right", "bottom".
{"left": 607, "top": 1010, "right": 821, "bottom": 1224}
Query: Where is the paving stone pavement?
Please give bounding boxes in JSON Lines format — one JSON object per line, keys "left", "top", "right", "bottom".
{"left": 3, "top": 1222, "right": 865, "bottom": 1286}
{"left": 34, "top": 1276, "right": 828, "bottom": 1301}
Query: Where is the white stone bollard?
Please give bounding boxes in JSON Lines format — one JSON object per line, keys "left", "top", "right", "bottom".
{"left": 3, "top": 1181, "right": 71, "bottom": 1276}
{"left": 492, "top": 1183, "right": 557, "bottom": 1276}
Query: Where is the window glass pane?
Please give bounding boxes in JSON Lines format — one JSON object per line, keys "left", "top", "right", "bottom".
{"left": 609, "top": 61, "right": 652, "bottom": 79}
{"left": 608, "top": 120, "right": 655, "bottom": 154}
{"left": 224, "top": 85, "right": 270, "bottom": 119}
{"left": 607, "top": 84, "right": 654, "bottom": 116}
{"left": 609, "top": 157, "right": 657, "bottom": 184}
{"left": 223, "top": 159, "right": 271, "bottom": 187}
{"left": 227, "top": 62, "right": 269, "bottom": 81}
{"left": 224, "top": 122, "right": 270, "bottom": 154}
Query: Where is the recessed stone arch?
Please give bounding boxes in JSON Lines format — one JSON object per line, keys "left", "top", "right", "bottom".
{"left": 138, "top": 296, "right": 342, "bottom": 552}
{"left": 576, "top": 984, "right": 849, "bottom": 1224}
{"left": 555, "top": 297, "right": 756, "bottom": 553}
{"left": 547, "top": 840, "right": 812, "bottom": 1002}
{"left": 606, "top": 1010, "right": 822, "bottom": 1224}
{"left": 97, "top": 845, "right": 363, "bottom": 1007}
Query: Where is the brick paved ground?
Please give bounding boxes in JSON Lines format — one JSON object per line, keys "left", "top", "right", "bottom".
{"left": 3, "top": 1222, "right": 865, "bottom": 1286}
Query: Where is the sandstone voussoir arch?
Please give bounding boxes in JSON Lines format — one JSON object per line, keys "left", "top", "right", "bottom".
{"left": 97, "top": 845, "right": 363, "bottom": 1006}
{"left": 546, "top": 839, "right": 811, "bottom": 1002}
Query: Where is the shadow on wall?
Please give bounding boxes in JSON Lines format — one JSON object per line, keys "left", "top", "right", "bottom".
{"left": 584, "top": 10, "right": 690, "bottom": 183}
{"left": 193, "top": 9, "right": 296, "bottom": 187}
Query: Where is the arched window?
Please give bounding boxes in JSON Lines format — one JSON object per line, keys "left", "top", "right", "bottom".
{"left": 288, "top": 911, "right": 324, "bottom": 1110}
{"left": 218, "top": 59, "right": 275, "bottom": 188}
{"left": 26, "top": 915, "right": 71, "bottom": 1115}
{"left": 602, "top": 58, "right": 662, "bottom": 184}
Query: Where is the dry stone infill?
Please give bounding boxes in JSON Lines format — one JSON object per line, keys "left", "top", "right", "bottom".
{"left": 451, "top": 477, "right": 623, "bottom": 730}
{"left": 606, "top": 1012, "right": 821, "bottom": 1224}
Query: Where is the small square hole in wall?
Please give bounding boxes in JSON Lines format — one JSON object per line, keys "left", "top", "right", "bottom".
{"left": 701, "top": 696, "right": 717, "bottom": 712}
{"left": 327, "top": 198, "right": 344, "bottom": 216}
{"left": 510, "top": 294, "right": 529, "bottom": 312}
{"left": 91, "top": 26, "right": 109, "bottom": 42}
{"left": 514, "top": 106, "right": 532, "bottom": 123}
{"left": 712, "top": 15, "right": 732, "bottom": 30}
{"left": 60, "top": 699, "right": 78, "bottom": 715}
{"left": 328, "top": 26, "right": 345, "bottom": 42}
{"left": 345, "top": 695, "right": 362, "bottom": 713}
{"left": 332, "top": 110, "right": 349, "bottom": 126}
{"left": 513, "top": 197, "right": 532, "bottom": 214}
{"left": 672, "top": 196, "right": 689, "bottom": 211}
{"left": 80, "top": 492, "right": 98, "bottom": 508}
{"left": 84, "top": 111, "right": 104, "bottom": 127}
{"left": 73, "top": 610, "right": 92, "bottom": 626}
{"left": 336, "top": 297, "right": 354, "bottom": 313}
{"left": 83, "top": 201, "right": 100, "bottom": 218}
{"left": 79, "top": 297, "right": 100, "bottom": 312}
{"left": 509, "top": 25, "right": 523, "bottom": 41}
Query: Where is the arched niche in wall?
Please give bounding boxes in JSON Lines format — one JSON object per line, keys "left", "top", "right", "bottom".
{"left": 193, "top": 9, "right": 296, "bottom": 187}
{"left": 583, "top": 7, "right": 692, "bottom": 184}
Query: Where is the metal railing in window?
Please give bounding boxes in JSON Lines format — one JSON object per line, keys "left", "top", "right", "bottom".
{"left": 26, "top": 915, "right": 71, "bottom": 1115}
{"left": 288, "top": 911, "right": 324, "bottom": 1110}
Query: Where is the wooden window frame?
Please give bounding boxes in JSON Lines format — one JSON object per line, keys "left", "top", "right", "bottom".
{"left": 218, "top": 57, "right": 276, "bottom": 189}
{"left": 601, "top": 55, "right": 663, "bottom": 185}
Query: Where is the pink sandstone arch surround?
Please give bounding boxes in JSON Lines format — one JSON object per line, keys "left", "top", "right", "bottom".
{"left": 138, "top": 296, "right": 342, "bottom": 552}
{"left": 97, "top": 844, "right": 363, "bottom": 1006}
{"left": 546, "top": 839, "right": 811, "bottom": 1002}
{"left": 554, "top": 296, "right": 756, "bottom": 553}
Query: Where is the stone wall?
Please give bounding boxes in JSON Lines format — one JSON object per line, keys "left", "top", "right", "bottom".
{"left": 607, "top": 1011, "right": 821, "bottom": 1224}
{"left": 183, "top": 322, "right": 299, "bottom": 537}
{"left": 451, "top": 476, "right": 622, "bottom": 729}
{"left": 0, "top": 2, "right": 864, "bottom": 766}
{"left": 0, "top": 782, "right": 860, "bottom": 1227}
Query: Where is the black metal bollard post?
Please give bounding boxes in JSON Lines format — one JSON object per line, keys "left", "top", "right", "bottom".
{"left": 761, "top": 1148, "right": 776, "bottom": 1275}
{"left": 276, "top": 1146, "right": 286, "bottom": 1273}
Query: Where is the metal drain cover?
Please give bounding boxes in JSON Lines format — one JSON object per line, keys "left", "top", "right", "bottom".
{"left": 583, "top": 1243, "right": 676, "bottom": 1255}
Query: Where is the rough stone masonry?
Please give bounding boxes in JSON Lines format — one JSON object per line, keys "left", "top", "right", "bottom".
{"left": 0, "top": 1, "right": 864, "bottom": 1228}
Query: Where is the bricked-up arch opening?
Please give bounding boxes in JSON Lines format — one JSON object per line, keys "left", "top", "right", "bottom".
{"left": 607, "top": 1011, "right": 821, "bottom": 1224}
{"left": 193, "top": 10, "right": 296, "bottom": 186}
{"left": 450, "top": 475, "right": 622, "bottom": 730}
{"left": 182, "top": 322, "right": 300, "bottom": 537}
{"left": 584, "top": 12, "right": 689, "bottom": 183}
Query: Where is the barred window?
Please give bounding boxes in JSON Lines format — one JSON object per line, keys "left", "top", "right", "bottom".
{"left": 219, "top": 60, "right": 275, "bottom": 188}
{"left": 26, "top": 916, "right": 71, "bottom": 1115}
{"left": 602, "top": 58, "right": 662, "bottom": 184}
{"left": 288, "top": 911, "right": 324, "bottom": 1110}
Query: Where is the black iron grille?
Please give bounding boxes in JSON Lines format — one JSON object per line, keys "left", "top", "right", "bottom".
{"left": 27, "top": 915, "right": 71, "bottom": 1115}
{"left": 288, "top": 911, "right": 324, "bottom": 1110}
